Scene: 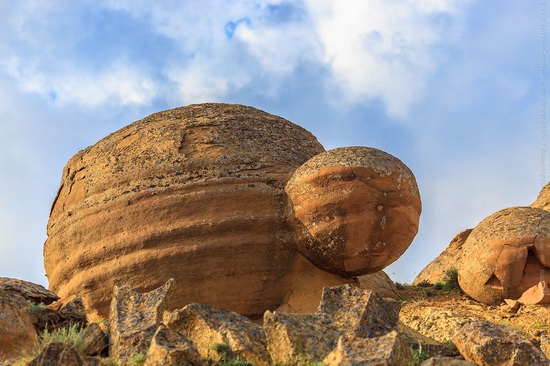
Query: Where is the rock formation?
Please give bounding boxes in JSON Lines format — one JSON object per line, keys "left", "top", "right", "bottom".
{"left": 458, "top": 206, "right": 550, "bottom": 304}
{"left": 532, "top": 181, "right": 550, "bottom": 211}
{"left": 285, "top": 146, "right": 421, "bottom": 277}
{"left": 44, "top": 103, "right": 421, "bottom": 319}
{"left": 44, "top": 103, "right": 324, "bottom": 318}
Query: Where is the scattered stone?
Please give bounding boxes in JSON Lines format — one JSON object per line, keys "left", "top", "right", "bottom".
{"left": 458, "top": 207, "right": 550, "bottom": 304}
{"left": 145, "top": 325, "right": 205, "bottom": 366}
{"left": 517, "top": 281, "right": 550, "bottom": 305}
{"left": 163, "top": 303, "right": 270, "bottom": 365}
{"left": 420, "top": 357, "right": 476, "bottom": 366}
{"left": 33, "top": 296, "right": 87, "bottom": 333}
{"left": 285, "top": 146, "right": 421, "bottom": 277}
{"left": 323, "top": 332, "right": 413, "bottom": 366}
{"left": 0, "top": 277, "right": 59, "bottom": 305}
{"left": 452, "top": 321, "right": 549, "bottom": 365}
{"left": 0, "top": 290, "right": 36, "bottom": 359}
{"left": 109, "top": 278, "right": 174, "bottom": 361}
{"left": 80, "top": 322, "right": 108, "bottom": 356}
{"left": 413, "top": 229, "right": 472, "bottom": 286}
{"left": 44, "top": 103, "right": 325, "bottom": 319}
{"left": 27, "top": 342, "right": 101, "bottom": 366}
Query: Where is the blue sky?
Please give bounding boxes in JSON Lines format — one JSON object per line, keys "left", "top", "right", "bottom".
{"left": 0, "top": 0, "right": 546, "bottom": 286}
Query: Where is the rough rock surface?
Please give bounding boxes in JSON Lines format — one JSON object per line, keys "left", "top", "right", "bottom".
{"left": 413, "top": 229, "right": 472, "bottom": 286}
{"left": 399, "top": 304, "right": 468, "bottom": 343}
{"left": 285, "top": 146, "right": 421, "bottom": 277}
{"left": 163, "top": 303, "right": 270, "bottom": 365}
{"left": 355, "top": 270, "right": 399, "bottom": 299}
{"left": 458, "top": 207, "right": 550, "bottom": 304}
{"left": 532, "top": 182, "right": 550, "bottom": 211}
{"left": 0, "top": 290, "right": 36, "bottom": 359}
{"left": 33, "top": 296, "right": 87, "bottom": 333}
{"left": 80, "top": 323, "right": 108, "bottom": 356}
{"left": 109, "top": 279, "right": 174, "bottom": 361}
{"left": 0, "top": 277, "right": 59, "bottom": 305}
{"left": 421, "top": 357, "right": 476, "bottom": 366}
{"left": 264, "top": 284, "right": 406, "bottom": 364}
{"left": 323, "top": 332, "right": 412, "bottom": 366}
{"left": 517, "top": 281, "right": 550, "bottom": 305}
{"left": 45, "top": 103, "right": 324, "bottom": 318}
{"left": 452, "top": 321, "right": 549, "bottom": 365}
{"left": 145, "top": 325, "right": 205, "bottom": 366}
{"left": 28, "top": 342, "right": 100, "bottom": 366}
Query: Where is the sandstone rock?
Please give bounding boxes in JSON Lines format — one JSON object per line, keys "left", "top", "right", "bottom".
{"left": 264, "top": 284, "right": 401, "bottom": 364}
{"left": 452, "top": 321, "right": 549, "bottom": 365}
{"left": 145, "top": 325, "right": 205, "bottom": 366}
{"left": 109, "top": 279, "right": 174, "bottom": 361}
{"left": 33, "top": 296, "right": 87, "bottom": 333}
{"left": 0, "top": 290, "right": 36, "bottom": 360}
{"left": 285, "top": 146, "right": 421, "bottom": 277}
{"left": 0, "top": 277, "right": 59, "bottom": 305}
{"left": 421, "top": 357, "right": 476, "bottom": 366}
{"left": 45, "top": 103, "right": 325, "bottom": 318}
{"left": 27, "top": 342, "right": 101, "bottom": 366}
{"left": 323, "top": 332, "right": 413, "bottom": 366}
{"left": 80, "top": 322, "right": 108, "bottom": 356}
{"left": 413, "top": 229, "right": 472, "bottom": 286}
{"left": 504, "top": 298, "right": 521, "bottom": 313}
{"left": 399, "top": 304, "right": 468, "bottom": 343}
{"left": 517, "top": 281, "right": 550, "bottom": 305}
{"left": 532, "top": 182, "right": 550, "bottom": 210}
{"left": 163, "top": 303, "right": 270, "bottom": 365}
{"left": 355, "top": 270, "right": 399, "bottom": 299}
{"left": 458, "top": 207, "right": 550, "bottom": 304}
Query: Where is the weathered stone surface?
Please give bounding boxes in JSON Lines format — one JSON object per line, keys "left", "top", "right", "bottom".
{"left": 458, "top": 207, "right": 550, "bottom": 304}
{"left": 421, "top": 357, "right": 476, "bottom": 366}
{"left": 264, "top": 284, "right": 401, "bottom": 364}
{"left": 45, "top": 103, "right": 325, "bottom": 318}
{"left": 33, "top": 296, "right": 87, "bottom": 333}
{"left": 517, "top": 281, "right": 550, "bottom": 305}
{"left": 0, "top": 277, "right": 59, "bottom": 305}
{"left": 532, "top": 182, "right": 550, "bottom": 211}
{"left": 355, "top": 270, "right": 399, "bottom": 299}
{"left": 0, "top": 290, "right": 36, "bottom": 359}
{"left": 163, "top": 303, "right": 270, "bottom": 365}
{"left": 399, "top": 304, "right": 468, "bottom": 343}
{"left": 285, "top": 146, "right": 421, "bottom": 277}
{"left": 28, "top": 342, "right": 101, "bottom": 366}
{"left": 413, "top": 229, "right": 472, "bottom": 286}
{"left": 323, "top": 332, "right": 413, "bottom": 366}
{"left": 452, "top": 321, "right": 549, "bottom": 366}
{"left": 109, "top": 279, "right": 174, "bottom": 361}
{"left": 145, "top": 325, "right": 205, "bottom": 366}
{"left": 81, "top": 322, "right": 108, "bottom": 356}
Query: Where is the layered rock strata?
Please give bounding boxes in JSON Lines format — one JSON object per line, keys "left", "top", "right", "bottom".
{"left": 44, "top": 103, "right": 324, "bottom": 318}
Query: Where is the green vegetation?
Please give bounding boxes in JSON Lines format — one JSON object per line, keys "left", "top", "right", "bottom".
{"left": 211, "top": 342, "right": 253, "bottom": 366}
{"left": 409, "top": 344, "right": 430, "bottom": 365}
{"left": 434, "top": 268, "right": 460, "bottom": 293}
{"left": 395, "top": 282, "right": 411, "bottom": 290}
{"left": 27, "top": 300, "right": 47, "bottom": 315}
{"left": 127, "top": 352, "right": 147, "bottom": 366}
{"left": 37, "top": 323, "right": 86, "bottom": 352}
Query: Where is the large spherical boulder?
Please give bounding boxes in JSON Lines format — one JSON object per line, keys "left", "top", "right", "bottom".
{"left": 44, "top": 103, "right": 324, "bottom": 318}
{"left": 284, "top": 146, "right": 422, "bottom": 277}
{"left": 458, "top": 207, "right": 550, "bottom": 304}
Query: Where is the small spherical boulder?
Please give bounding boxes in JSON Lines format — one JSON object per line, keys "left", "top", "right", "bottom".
{"left": 285, "top": 146, "right": 422, "bottom": 277}
{"left": 458, "top": 206, "right": 550, "bottom": 304}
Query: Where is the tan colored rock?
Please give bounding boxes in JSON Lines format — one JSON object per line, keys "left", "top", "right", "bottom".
{"left": 399, "top": 304, "right": 468, "bottom": 343}
{"left": 33, "top": 296, "right": 87, "bottom": 333}
{"left": 44, "top": 103, "right": 324, "bottom": 318}
{"left": 355, "top": 270, "right": 399, "bottom": 299}
{"left": 413, "top": 229, "right": 472, "bottom": 286}
{"left": 81, "top": 322, "right": 108, "bottom": 356}
{"left": 517, "top": 281, "right": 550, "bottom": 305}
{"left": 0, "top": 290, "right": 36, "bottom": 360}
{"left": 28, "top": 342, "right": 101, "bottom": 366}
{"left": 285, "top": 146, "right": 421, "bottom": 277}
{"left": 452, "top": 321, "right": 549, "bottom": 365}
{"left": 323, "top": 332, "right": 413, "bottom": 366}
{"left": 0, "top": 277, "right": 59, "bottom": 305}
{"left": 163, "top": 303, "right": 270, "bottom": 365}
{"left": 532, "top": 182, "right": 550, "bottom": 210}
{"left": 458, "top": 207, "right": 550, "bottom": 304}
{"left": 421, "top": 357, "right": 476, "bottom": 366}
{"left": 145, "top": 325, "right": 205, "bottom": 366}
{"left": 109, "top": 279, "right": 174, "bottom": 361}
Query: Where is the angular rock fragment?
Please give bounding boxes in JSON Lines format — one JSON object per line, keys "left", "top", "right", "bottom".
{"left": 0, "top": 290, "right": 36, "bottom": 359}
{"left": 145, "top": 324, "right": 205, "bottom": 366}
{"left": 323, "top": 332, "right": 413, "bottom": 366}
{"left": 517, "top": 281, "right": 550, "bottom": 305}
{"left": 285, "top": 147, "right": 421, "bottom": 277}
{"left": 109, "top": 278, "right": 174, "bottom": 361}
{"left": 81, "top": 322, "right": 108, "bottom": 356}
{"left": 33, "top": 296, "right": 87, "bottom": 333}
{"left": 0, "top": 277, "right": 59, "bottom": 305}
{"left": 452, "top": 321, "right": 549, "bottom": 366}
{"left": 164, "top": 303, "right": 269, "bottom": 365}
